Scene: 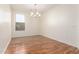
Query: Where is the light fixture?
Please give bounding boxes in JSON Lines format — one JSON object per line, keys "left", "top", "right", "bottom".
{"left": 30, "top": 4, "right": 41, "bottom": 17}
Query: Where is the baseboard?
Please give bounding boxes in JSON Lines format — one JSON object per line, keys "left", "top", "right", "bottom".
{"left": 12, "top": 35, "right": 41, "bottom": 38}
{"left": 2, "top": 38, "right": 12, "bottom": 54}
{"left": 41, "top": 34, "right": 56, "bottom": 41}
{"left": 12, "top": 34, "right": 40, "bottom": 38}
{"left": 41, "top": 34, "right": 79, "bottom": 49}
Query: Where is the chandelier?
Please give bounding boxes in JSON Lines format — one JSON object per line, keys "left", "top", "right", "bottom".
{"left": 30, "top": 4, "right": 41, "bottom": 17}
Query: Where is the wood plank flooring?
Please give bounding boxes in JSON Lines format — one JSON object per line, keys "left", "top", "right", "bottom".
{"left": 5, "top": 35, "right": 79, "bottom": 54}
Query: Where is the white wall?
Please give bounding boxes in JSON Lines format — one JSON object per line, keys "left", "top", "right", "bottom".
{"left": 76, "top": 5, "right": 79, "bottom": 48}
{"left": 0, "top": 5, "right": 11, "bottom": 53}
{"left": 12, "top": 9, "right": 40, "bottom": 37}
{"left": 41, "top": 5, "right": 78, "bottom": 48}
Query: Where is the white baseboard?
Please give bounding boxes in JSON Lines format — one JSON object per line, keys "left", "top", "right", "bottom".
{"left": 41, "top": 34, "right": 56, "bottom": 40}
{"left": 41, "top": 34, "right": 79, "bottom": 49}
{"left": 2, "top": 38, "right": 12, "bottom": 54}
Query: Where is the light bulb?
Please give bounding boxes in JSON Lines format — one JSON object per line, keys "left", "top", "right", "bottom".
{"left": 31, "top": 12, "right": 34, "bottom": 16}
{"left": 39, "top": 14, "right": 41, "bottom": 16}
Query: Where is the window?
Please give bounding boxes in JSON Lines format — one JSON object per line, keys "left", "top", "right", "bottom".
{"left": 15, "top": 14, "right": 25, "bottom": 31}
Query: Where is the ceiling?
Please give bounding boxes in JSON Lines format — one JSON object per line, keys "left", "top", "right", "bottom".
{"left": 11, "top": 4, "right": 56, "bottom": 13}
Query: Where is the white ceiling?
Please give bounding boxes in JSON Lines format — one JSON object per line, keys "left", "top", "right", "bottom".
{"left": 11, "top": 4, "right": 56, "bottom": 13}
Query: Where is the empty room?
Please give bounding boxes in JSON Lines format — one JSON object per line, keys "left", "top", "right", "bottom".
{"left": 0, "top": 4, "right": 79, "bottom": 54}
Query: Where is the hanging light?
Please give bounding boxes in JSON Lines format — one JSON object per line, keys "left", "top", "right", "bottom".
{"left": 30, "top": 4, "right": 41, "bottom": 17}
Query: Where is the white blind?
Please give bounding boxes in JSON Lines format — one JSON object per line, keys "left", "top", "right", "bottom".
{"left": 16, "top": 14, "right": 24, "bottom": 22}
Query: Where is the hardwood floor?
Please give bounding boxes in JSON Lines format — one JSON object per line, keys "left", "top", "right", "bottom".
{"left": 5, "top": 35, "right": 79, "bottom": 54}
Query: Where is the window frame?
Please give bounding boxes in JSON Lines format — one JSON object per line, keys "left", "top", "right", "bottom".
{"left": 15, "top": 13, "right": 25, "bottom": 31}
